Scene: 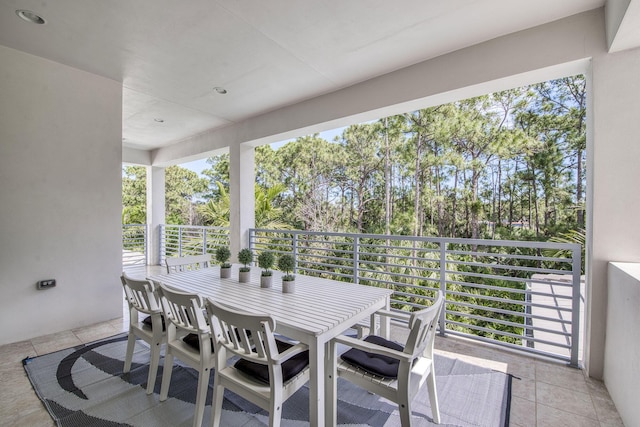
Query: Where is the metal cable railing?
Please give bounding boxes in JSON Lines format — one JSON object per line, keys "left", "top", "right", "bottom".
{"left": 160, "top": 224, "right": 229, "bottom": 266}
{"left": 122, "top": 224, "right": 147, "bottom": 266}
{"left": 137, "top": 223, "right": 582, "bottom": 365}
{"left": 249, "top": 228, "right": 582, "bottom": 366}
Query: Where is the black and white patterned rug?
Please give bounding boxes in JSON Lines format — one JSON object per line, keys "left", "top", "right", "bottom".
{"left": 23, "top": 333, "right": 511, "bottom": 426}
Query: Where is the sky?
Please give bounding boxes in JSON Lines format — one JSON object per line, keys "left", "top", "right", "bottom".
{"left": 180, "top": 126, "right": 346, "bottom": 176}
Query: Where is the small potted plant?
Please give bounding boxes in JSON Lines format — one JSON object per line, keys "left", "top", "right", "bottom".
{"left": 257, "top": 251, "right": 275, "bottom": 288}
{"left": 277, "top": 254, "right": 296, "bottom": 293}
{"left": 238, "top": 248, "right": 254, "bottom": 283}
{"left": 215, "top": 246, "right": 232, "bottom": 278}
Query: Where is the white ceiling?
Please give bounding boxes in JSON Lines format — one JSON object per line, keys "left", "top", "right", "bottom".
{"left": 0, "top": 0, "right": 621, "bottom": 151}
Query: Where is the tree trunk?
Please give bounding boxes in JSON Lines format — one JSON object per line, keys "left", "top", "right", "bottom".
{"left": 413, "top": 138, "right": 422, "bottom": 237}
{"left": 452, "top": 169, "right": 459, "bottom": 237}
{"left": 384, "top": 118, "right": 391, "bottom": 237}
{"left": 576, "top": 147, "right": 584, "bottom": 228}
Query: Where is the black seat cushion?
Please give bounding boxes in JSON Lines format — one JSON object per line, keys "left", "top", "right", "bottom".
{"left": 182, "top": 328, "right": 251, "bottom": 352}
{"left": 182, "top": 333, "right": 214, "bottom": 352}
{"left": 340, "top": 335, "right": 405, "bottom": 379}
{"left": 234, "top": 340, "right": 309, "bottom": 385}
{"left": 142, "top": 314, "right": 166, "bottom": 331}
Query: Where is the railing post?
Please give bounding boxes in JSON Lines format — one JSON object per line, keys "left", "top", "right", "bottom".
{"left": 439, "top": 240, "right": 447, "bottom": 337}
{"left": 144, "top": 224, "right": 148, "bottom": 266}
{"left": 158, "top": 224, "right": 164, "bottom": 266}
{"left": 353, "top": 236, "right": 360, "bottom": 284}
{"left": 202, "top": 227, "right": 207, "bottom": 255}
{"left": 248, "top": 229, "right": 255, "bottom": 252}
{"left": 292, "top": 233, "right": 298, "bottom": 275}
{"left": 570, "top": 244, "right": 581, "bottom": 368}
{"left": 178, "top": 226, "right": 182, "bottom": 257}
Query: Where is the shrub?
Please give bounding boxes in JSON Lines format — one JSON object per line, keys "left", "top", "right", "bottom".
{"left": 215, "top": 246, "right": 231, "bottom": 268}
{"left": 257, "top": 251, "right": 275, "bottom": 276}
{"left": 277, "top": 254, "right": 295, "bottom": 281}
{"left": 238, "top": 248, "right": 254, "bottom": 272}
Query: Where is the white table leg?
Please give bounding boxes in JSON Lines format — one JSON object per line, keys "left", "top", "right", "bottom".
{"left": 380, "top": 296, "right": 391, "bottom": 339}
{"left": 326, "top": 339, "right": 338, "bottom": 426}
{"left": 308, "top": 338, "right": 325, "bottom": 427}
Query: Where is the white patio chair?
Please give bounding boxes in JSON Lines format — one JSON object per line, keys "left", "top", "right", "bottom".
{"left": 205, "top": 298, "right": 310, "bottom": 427}
{"left": 120, "top": 272, "right": 165, "bottom": 395}
{"left": 156, "top": 283, "right": 215, "bottom": 427}
{"left": 330, "top": 290, "right": 444, "bottom": 426}
{"left": 165, "top": 254, "right": 212, "bottom": 274}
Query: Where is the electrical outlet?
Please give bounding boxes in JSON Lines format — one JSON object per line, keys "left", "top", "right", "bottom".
{"left": 37, "top": 279, "right": 56, "bottom": 290}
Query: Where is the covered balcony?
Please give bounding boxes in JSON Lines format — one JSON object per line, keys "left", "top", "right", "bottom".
{"left": 2, "top": 1, "right": 640, "bottom": 426}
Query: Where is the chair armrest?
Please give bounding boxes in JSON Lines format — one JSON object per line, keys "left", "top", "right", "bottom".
{"left": 333, "top": 335, "right": 412, "bottom": 362}
{"left": 272, "top": 342, "right": 309, "bottom": 365}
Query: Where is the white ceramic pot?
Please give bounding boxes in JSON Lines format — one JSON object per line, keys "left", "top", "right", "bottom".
{"left": 239, "top": 270, "right": 251, "bottom": 283}
{"left": 282, "top": 279, "right": 296, "bottom": 293}
{"left": 260, "top": 275, "right": 273, "bottom": 288}
{"left": 220, "top": 266, "right": 231, "bottom": 278}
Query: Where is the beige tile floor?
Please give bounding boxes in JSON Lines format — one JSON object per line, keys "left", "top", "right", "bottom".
{"left": 0, "top": 266, "right": 625, "bottom": 427}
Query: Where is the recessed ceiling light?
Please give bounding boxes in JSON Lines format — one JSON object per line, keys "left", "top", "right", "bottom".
{"left": 213, "top": 87, "right": 228, "bottom": 95}
{"left": 154, "top": 118, "right": 164, "bottom": 123}
{"left": 16, "top": 10, "right": 46, "bottom": 24}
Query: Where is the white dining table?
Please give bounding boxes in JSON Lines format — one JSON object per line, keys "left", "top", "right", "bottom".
{"left": 149, "top": 265, "right": 393, "bottom": 427}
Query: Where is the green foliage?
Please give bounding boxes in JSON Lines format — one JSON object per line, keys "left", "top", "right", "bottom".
{"left": 198, "top": 181, "right": 230, "bottom": 227}
{"left": 546, "top": 228, "right": 586, "bottom": 273}
{"left": 198, "top": 179, "right": 291, "bottom": 230}
{"left": 238, "top": 248, "right": 253, "bottom": 272}
{"left": 165, "top": 166, "right": 209, "bottom": 225}
{"left": 215, "top": 246, "right": 231, "bottom": 268}
{"left": 257, "top": 251, "right": 275, "bottom": 276}
{"left": 277, "top": 254, "right": 295, "bottom": 281}
{"left": 122, "top": 166, "right": 147, "bottom": 224}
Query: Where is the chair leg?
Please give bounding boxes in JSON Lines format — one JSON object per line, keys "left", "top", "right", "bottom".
{"left": 193, "top": 367, "right": 211, "bottom": 427}
{"left": 123, "top": 331, "right": 136, "bottom": 373}
{"left": 146, "top": 340, "right": 162, "bottom": 394}
{"left": 398, "top": 386, "right": 412, "bottom": 427}
{"left": 210, "top": 377, "right": 224, "bottom": 427}
{"left": 399, "top": 401, "right": 412, "bottom": 427}
{"left": 159, "top": 352, "right": 174, "bottom": 401}
{"left": 427, "top": 370, "right": 440, "bottom": 424}
{"left": 269, "top": 396, "right": 282, "bottom": 427}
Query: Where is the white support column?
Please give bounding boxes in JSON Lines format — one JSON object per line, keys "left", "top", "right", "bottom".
{"left": 229, "top": 143, "right": 255, "bottom": 261}
{"left": 147, "top": 166, "right": 166, "bottom": 266}
{"left": 588, "top": 47, "right": 640, "bottom": 379}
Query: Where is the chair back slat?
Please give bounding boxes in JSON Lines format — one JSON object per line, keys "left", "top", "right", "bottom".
{"left": 206, "top": 299, "right": 277, "bottom": 365}
{"left": 156, "top": 283, "right": 208, "bottom": 334}
{"left": 165, "top": 254, "right": 211, "bottom": 274}
{"left": 405, "top": 290, "right": 444, "bottom": 359}
{"left": 121, "top": 273, "right": 161, "bottom": 315}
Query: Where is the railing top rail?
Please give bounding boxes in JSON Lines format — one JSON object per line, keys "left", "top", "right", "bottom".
{"left": 164, "top": 224, "right": 229, "bottom": 232}
{"left": 250, "top": 228, "right": 580, "bottom": 251}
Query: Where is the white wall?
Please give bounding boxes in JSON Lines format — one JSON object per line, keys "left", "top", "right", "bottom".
{"left": 605, "top": 263, "right": 640, "bottom": 427}
{"left": 588, "top": 45, "right": 640, "bottom": 378}
{"left": 0, "top": 46, "right": 123, "bottom": 345}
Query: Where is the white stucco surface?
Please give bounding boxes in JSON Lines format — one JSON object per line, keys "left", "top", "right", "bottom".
{"left": 605, "top": 262, "right": 640, "bottom": 427}
{"left": 0, "top": 46, "right": 123, "bottom": 345}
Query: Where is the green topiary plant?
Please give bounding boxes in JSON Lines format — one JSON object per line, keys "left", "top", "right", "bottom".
{"left": 257, "top": 251, "right": 275, "bottom": 277}
{"left": 238, "top": 248, "right": 254, "bottom": 273}
{"left": 215, "top": 246, "right": 231, "bottom": 268}
{"left": 277, "top": 254, "right": 295, "bottom": 281}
